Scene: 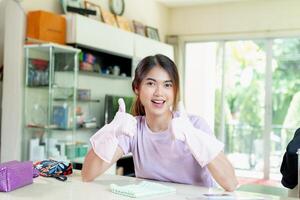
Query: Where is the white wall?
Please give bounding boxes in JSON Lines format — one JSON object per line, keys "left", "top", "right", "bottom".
{"left": 20, "top": 0, "right": 170, "bottom": 42}
{"left": 0, "top": 0, "right": 5, "bottom": 161}
{"left": 185, "top": 43, "right": 218, "bottom": 128}
{"left": 169, "top": 0, "right": 300, "bottom": 39}
{"left": 0, "top": 0, "right": 6, "bottom": 67}
{"left": 1, "top": 0, "right": 26, "bottom": 162}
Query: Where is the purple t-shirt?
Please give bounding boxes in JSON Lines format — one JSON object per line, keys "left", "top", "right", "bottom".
{"left": 117, "top": 112, "right": 215, "bottom": 187}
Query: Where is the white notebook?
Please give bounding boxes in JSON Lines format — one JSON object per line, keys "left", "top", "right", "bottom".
{"left": 110, "top": 181, "right": 176, "bottom": 198}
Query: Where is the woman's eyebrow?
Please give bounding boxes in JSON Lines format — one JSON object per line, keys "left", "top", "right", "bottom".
{"left": 145, "top": 77, "right": 172, "bottom": 83}
{"left": 145, "top": 78, "right": 157, "bottom": 82}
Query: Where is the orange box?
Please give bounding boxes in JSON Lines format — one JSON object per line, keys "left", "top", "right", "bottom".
{"left": 27, "top": 10, "right": 66, "bottom": 44}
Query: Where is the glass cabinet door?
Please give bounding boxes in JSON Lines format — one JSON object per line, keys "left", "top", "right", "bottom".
{"left": 23, "top": 44, "right": 80, "bottom": 162}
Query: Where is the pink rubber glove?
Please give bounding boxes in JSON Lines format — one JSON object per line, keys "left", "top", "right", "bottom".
{"left": 90, "top": 98, "right": 137, "bottom": 163}
{"left": 171, "top": 102, "right": 224, "bottom": 167}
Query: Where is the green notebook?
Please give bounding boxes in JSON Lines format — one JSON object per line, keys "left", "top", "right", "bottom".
{"left": 110, "top": 181, "right": 176, "bottom": 198}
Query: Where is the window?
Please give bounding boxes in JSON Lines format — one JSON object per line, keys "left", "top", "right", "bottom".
{"left": 270, "top": 38, "right": 300, "bottom": 179}
{"left": 185, "top": 38, "right": 300, "bottom": 180}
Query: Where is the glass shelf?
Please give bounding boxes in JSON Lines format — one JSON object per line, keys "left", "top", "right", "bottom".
{"left": 24, "top": 43, "right": 81, "bottom": 54}
{"left": 55, "top": 68, "right": 132, "bottom": 80}
{"left": 53, "top": 98, "right": 100, "bottom": 103}
{"left": 27, "top": 85, "right": 49, "bottom": 88}
{"left": 26, "top": 125, "right": 99, "bottom": 131}
{"left": 79, "top": 70, "right": 132, "bottom": 80}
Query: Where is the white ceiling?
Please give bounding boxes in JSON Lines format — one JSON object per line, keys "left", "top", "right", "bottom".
{"left": 155, "top": 0, "right": 253, "bottom": 7}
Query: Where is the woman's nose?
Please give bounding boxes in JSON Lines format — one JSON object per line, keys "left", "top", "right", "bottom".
{"left": 154, "top": 85, "right": 163, "bottom": 96}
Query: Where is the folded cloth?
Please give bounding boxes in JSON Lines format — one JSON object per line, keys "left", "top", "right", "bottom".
{"left": 110, "top": 181, "right": 176, "bottom": 198}
{"left": 0, "top": 160, "right": 33, "bottom": 192}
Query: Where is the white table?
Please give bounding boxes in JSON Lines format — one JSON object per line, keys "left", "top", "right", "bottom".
{"left": 0, "top": 171, "right": 298, "bottom": 200}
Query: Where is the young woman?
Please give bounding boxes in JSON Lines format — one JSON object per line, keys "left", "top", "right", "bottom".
{"left": 81, "top": 54, "right": 238, "bottom": 191}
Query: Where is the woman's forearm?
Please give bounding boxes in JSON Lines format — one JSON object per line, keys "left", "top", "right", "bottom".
{"left": 207, "top": 152, "right": 238, "bottom": 192}
{"left": 81, "top": 147, "right": 123, "bottom": 182}
{"left": 81, "top": 149, "right": 104, "bottom": 182}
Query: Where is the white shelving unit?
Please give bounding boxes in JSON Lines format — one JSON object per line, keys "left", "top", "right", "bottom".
{"left": 66, "top": 13, "right": 174, "bottom": 61}
{"left": 134, "top": 34, "right": 174, "bottom": 59}
{"left": 67, "top": 13, "right": 135, "bottom": 58}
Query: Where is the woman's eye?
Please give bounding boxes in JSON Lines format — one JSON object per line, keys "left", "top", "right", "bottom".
{"left": 146, "top": 82, "right": 154, "bottom": 86}
{"left": 165, "top": 83, "right": 173, "bottom": 88}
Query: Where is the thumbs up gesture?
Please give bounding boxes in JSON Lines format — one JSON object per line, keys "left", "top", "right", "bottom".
{"left": 170, "top": 101, "right": 224, "bottom": 167}
{"left": 118, "top": 98, "right": 126, "bottom": 112}
{"left": 90, "top": 98, "right": 136, "bottom": 163}
{"left": 111, "top": 98, "right": 137, "bottom": 137}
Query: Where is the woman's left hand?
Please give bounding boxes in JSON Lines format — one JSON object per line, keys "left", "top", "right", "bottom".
{"left": 170, "top": 102, "right": 237, "bottom": 191}
{"left": 170, "top": 101, "right": 193, "bottom": 141}
{"left": 170, "top": 101, "right": 224, "bottom": 167}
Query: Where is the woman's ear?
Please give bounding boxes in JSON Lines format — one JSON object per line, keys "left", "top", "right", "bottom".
{"left": 134, "top": 87, "right": 139, "bottom": 95}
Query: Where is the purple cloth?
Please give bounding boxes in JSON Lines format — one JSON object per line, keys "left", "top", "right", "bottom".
{"left": 117, "top": 112, "right": 215, "bottom": 187}
{"left": 0, "top": 160, "right": 33, "bottom": 192}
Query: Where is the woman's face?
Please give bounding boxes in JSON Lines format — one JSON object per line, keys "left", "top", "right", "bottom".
{"left": 135, "top": 66, "right": 175, "bottom": 117}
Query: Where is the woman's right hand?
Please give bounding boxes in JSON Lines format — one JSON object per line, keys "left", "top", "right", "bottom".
{"left": 89, "top": 98, "right": 136, "bottom": 163}
{"left": 110, "top": 98, "right": 137, "bottom": 137}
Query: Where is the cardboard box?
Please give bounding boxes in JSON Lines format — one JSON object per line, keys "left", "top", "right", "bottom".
{"left": 27, "top": 10, "right": 66, "bottom": 44}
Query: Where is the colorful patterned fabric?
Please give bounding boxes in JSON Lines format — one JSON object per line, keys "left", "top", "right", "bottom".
{"left": 33, "top": 160, "right": 72, "bottom": 181}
